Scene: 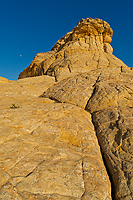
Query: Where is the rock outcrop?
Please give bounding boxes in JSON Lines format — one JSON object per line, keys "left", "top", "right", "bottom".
{"left": 0, "top": 76, "right": 111, "bottom": 200}
{"left": 0, "top": 18, "right": 133, "bottom": 200}
{"left": 18, "top": 18, "right": 114, "bottom": 80}
{"left": 42, "top": 69, "right": 133, "bottom": 199}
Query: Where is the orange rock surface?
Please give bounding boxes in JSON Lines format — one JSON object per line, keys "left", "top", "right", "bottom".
{"left": 0, "top": 18, "right": 133, "bottom": 200}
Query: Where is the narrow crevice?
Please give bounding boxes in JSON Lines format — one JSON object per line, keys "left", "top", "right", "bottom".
{"left": 55, "top": 75, "right": 58, "bottom": 82}
{"left": 25, "top": 171, "right": 33, "bottom": 177}
{"left": 48, "top": 96, "right": 62, "bottom": 103}
{"left": 84, "top": 80, "right": 100, "bottom": 111}
{"left": 96, "top": 58, "right": 100, "bottom": 69}
{"left": 80, "top": 140, "right": 86, "bottom": 200}
{"left": 42, "top": 57, "right": 56, "bottom": 76}
{"left": 92, "top": 52, "right": 96, "bottom": 60}
{"left": 42, "top": 65, "right": 45, "bottom": 75}
{"left": 68, "top": 64, "right": 72, "bottom": 73}
{"left": 40, "top": 93, "right": 62, "bottom": 103}
{"left": 81, "top": 160, "right": 86, "bottom": 199}
{"left": 90, "top": 112, "right": 115, "bottom": 200}
{"left": 16, "top": 159, "right": 46, "bottom": 186}
{"left": 105, "top": 54, "right": 110, "bottom": 67}
{"left": 30, "top": 121, "right": 47, "bottom": 135}
{"left": 84, "top": 82, "right": 115, "bottom": 199}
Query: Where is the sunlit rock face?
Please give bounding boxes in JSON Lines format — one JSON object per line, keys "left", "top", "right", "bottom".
{"left": 0, "top": 76, "right": 112, "bottom": 200}
{"left": 18, "top": 18, "right": 114, "bottom": 81}
{"left": 0, "top": 18, "right": 133, "bottom": 200}
{"left": 51, "top": 18, "right": 113, "bottom": 53}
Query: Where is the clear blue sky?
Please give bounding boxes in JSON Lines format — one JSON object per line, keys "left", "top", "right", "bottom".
{"left": 0, "top": 0, "right": 133, "bottom": 80}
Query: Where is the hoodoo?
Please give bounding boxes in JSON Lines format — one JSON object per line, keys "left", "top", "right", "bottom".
{"left": 0, "top": 18, "right": 133, "bottom": 200}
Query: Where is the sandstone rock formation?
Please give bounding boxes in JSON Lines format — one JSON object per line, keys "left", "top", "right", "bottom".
{"left": 18, "top": 18, "right": 114, "bottom": 80}
{"left": 0, "top": 18, "right": 133, "bottom": 200}
{"left": 0, "top": 76, "right": 111, "bottom": 200}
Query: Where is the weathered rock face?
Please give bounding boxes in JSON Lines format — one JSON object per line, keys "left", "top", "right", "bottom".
{"left": 51, "top": 18, "right": 113, "bottom": 53}
{"left": 0, "top": 18, "right": 133, "bottom": 200}
{"left": 42, "top": 69, "right": 133, "bottom": 199}
{"left": 0, "top": 76, "right": 111, "bottom": 200}
{"left": 18, "top": 18, "right": 114, "bottom": 80}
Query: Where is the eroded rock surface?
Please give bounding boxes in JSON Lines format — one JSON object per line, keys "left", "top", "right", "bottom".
{"left": 18, "top": 18, "right": 115, "bottom": 81}
{"left": 0, "top": 76, "right": 111, "bottom": 199}
{"left": 1, "top": 18, "right": 133, "bottom": 200}
{"left": 41, "top": 67, "right": 133, "bottom": 199}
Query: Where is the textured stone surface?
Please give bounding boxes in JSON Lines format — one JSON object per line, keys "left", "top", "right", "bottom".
{"left": 1, "top": 17, "right": 133, "bottom": 200}
{"left": 41, "top": 68, "right": 133, "bottom": 199}
{"left": 18, "top": 52, "right": 55, "bottom": 79}
{"left": 86, "top": 73, "right": 133, "bottom": 200}
{"left": 18, "top": 18, "right": 115, "bottom": 80}
{"left": 0, "top": 76, "right": 111, "bottom": 199}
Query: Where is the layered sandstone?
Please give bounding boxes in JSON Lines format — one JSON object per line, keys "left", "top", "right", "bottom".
{"left": 0, "top": 18, "right": 133, "bottom": 200}
{"left": 18, "top": 18, "right": 114, "bottom": 80}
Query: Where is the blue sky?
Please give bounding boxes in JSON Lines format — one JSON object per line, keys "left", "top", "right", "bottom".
{"left": 0, "top": 0, "right": 133, "bottom": 80}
